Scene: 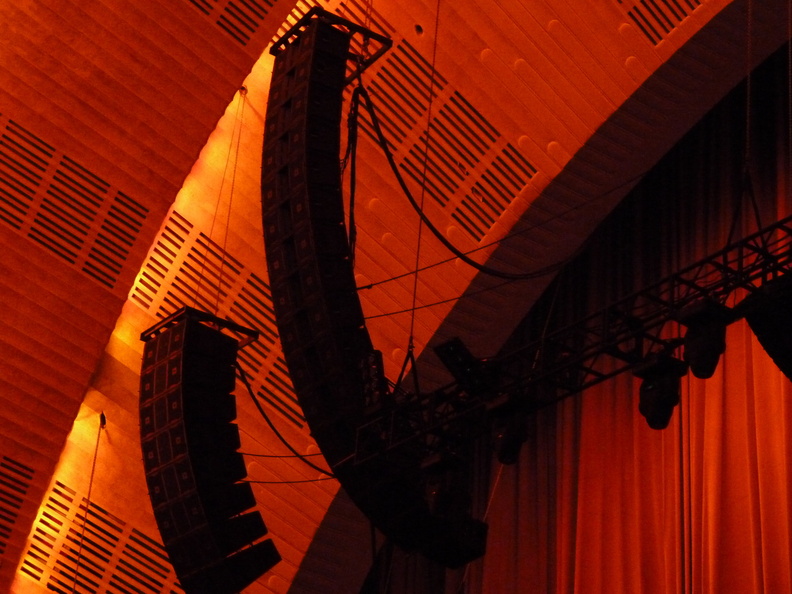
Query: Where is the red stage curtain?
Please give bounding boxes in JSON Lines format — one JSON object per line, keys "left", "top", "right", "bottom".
{"left": 471, "top": 46, "right": 792, "bottom": 594}
{"left": 478, "top": 325, "right": 792, "bottom": 593}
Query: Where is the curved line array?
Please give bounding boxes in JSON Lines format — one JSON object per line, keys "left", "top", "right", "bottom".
{"left": 261, "top": 14, "right": 487, "bottom": 568}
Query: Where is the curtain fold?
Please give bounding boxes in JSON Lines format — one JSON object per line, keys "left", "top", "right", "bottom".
{"left": 474, "top": 44, "right": 792, "bottom": 594}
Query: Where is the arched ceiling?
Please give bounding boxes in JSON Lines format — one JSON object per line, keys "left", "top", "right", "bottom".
{"left": 0, "top": 1, "right": 789, "bottom": 592}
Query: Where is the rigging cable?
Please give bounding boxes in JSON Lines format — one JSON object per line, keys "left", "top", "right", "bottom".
{"left": 236, "top": 362, "right": 335, "bottom": 478}
{"left": 215, "top": 85, "right": 248, "bottom": 315}
{"left": 406, "top": 0, "right": 442, "bottom": 349}
{"left": 243, "top": 477, "right": 336, "bottom": 485}
{"left": 359, "top": 84, "right": 604, "bottom": 281}
{"left": 239, "top": 451, "right": 325, "bottom": 458}
{"left": 725, "top": 0, "right": 767, "bottom": 252}
{"left": 345, "top": 85, "right": 363, "bottom": 263}
{"left": 71, "top": 412, "right": 106, "bottom": 593}
{"left": 192, "top": 86, "right": 247, "bottom": 314}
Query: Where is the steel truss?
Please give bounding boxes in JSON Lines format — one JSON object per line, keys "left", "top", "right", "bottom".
{"left": 355, "top": 213, "right": 792, "bottom": 464}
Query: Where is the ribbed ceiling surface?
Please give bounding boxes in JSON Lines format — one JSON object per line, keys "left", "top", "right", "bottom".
{"left": 0, "top": 0, "right": 790, "bottom": 593}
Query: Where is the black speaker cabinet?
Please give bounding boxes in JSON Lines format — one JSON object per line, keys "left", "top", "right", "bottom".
{"left": 140, "top": 310, "right": 280, "bottom": 593}
{"left": 262, "top": 16, "right": 370, "bottom": 463}
{"left": 261, "top": 15, "right": 487, "bottom": 568}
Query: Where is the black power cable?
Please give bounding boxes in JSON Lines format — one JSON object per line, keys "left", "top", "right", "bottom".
{"left": 356, "top": 84, "right": 569, "bottom": 281}
{"left": 236, "top": 364, "right": 335, "bottom": 478}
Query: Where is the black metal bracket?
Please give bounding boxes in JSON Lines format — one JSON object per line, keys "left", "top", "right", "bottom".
{"left": 140, "top": 306, "right": 260, "bottom": 348}
{"left": 270, "top": 6, "right": 393, "bottom": 84}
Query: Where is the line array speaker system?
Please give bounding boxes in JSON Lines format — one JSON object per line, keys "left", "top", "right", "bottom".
{"left": 140, "top": 307, "right": 280, "bottom": 593}
{"left": 262, "top": 11, "right": 486, "bottom": 568}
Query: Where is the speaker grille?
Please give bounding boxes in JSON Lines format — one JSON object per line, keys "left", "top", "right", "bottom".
{"left": 261, "top": 16, "right": 487, "bottom": 568}
{"left": 140, "top": 313, "right": 280, "bottom": 592}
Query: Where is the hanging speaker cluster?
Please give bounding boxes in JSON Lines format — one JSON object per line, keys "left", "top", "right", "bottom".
{"left": 139, "top": 307, "right": 280, "bottom": 593}
{"left": 635, "top": 272, "right": 792, "bottom": 430}
{"left": 261, "top": 11, "right": 486, "bottom": 568}
{"left": 737, "top": 274, "right": 792, "bottom": 380}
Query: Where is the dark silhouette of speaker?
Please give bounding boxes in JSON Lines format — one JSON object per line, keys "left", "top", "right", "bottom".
{"left": 140, "top": 308, "right": 280, "bottom": 593}
{"left": 262, "top": 13, "right": 486, "bottom": 568}
{"left": 739, "top": 274, "right": 792, "bottom": 381}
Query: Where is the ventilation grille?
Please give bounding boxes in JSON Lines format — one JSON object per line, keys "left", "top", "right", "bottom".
{"left": 19, "top": 481, "right": 184, "bottom": 594}
{"left": 0, "top": 456, "right": 34, "bottom": 560}
{"left": 0, "top": 116, "right": 149, "bottom": 290}
{"left": 452, "top": 144, "right": 537, "bottom": 241}
{"left": 185, "top": 0, "right": 274, "bottom": 46}
{"left": 271, "top": 0, "right": 322, "bottom": 43}
{"left": 268, "top": 6, "right": 537, "bottom": 244}
{"left": 337, "top": 0, "right": 396, "bottom": 37}
{"left": 131, "top": 211, "right": 306, "bottom": 429}
{"left": 618, "top": 0, "right": 701, "bottom": 45}
{"left": 400, "top": 91, "right": 499, "bottom": 208}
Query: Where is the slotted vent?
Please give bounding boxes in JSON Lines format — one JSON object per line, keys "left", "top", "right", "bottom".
{"left": 400, "top": 91, "right": 500, "bottom": 208}
{"left": 452, "top": 143, "right": 537, "bottom": 241}
{"left": 258, "top": 356, "right": 305, "bottom": 426}
{"left": 184, "top": 0, "right": 272, "bottom": 46}
{"left": 186, "top": 0, "right": 217, "bottom": 16}
{"left": 271, "top": 0, "right": 321, "bottom": 42}
{"left": 217, "top": 0, "right": 274, "bottom": 45}
{"left": 19, "top": 481, "right": 184, "bottom": 594}
{"left": 337, "top": 0, "right": 396, "bottom": 35}
{"left": 131, "top": 213, "right": 305, "bottom": 428}
{"left": 0, "top": 456, "right": 34, "bottom": 561}
{"left": 618, "top": 0, "right": 701, "bottom": 45}
{"left": 357, "top": 41, "right": 448, "bottom": 147}
{"left": 231, "top": 272, "right": 280, "bottom": 375}
{"left": 132, "top": 212, "right": 244, "bottom": 316}
{"left": 0, "top": 118, "right": 149, "bottom": 290}
{"left": 130, "top": 211, "right": 193, "bottom": 311}
{"left": 84, "top": 192, "right": 150, "bottom": 288}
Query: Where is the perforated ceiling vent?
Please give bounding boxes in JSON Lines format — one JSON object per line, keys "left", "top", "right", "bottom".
{"left": 0, "top": 115, "right": 149, "bottom": 291}
{"left": 19, "top": 481, "right": 184, "bottom": 594}
{"left": 618, "top": 0, "right": 702, "bottom": 45}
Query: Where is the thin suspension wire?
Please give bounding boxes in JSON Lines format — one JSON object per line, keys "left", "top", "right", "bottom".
{"left": 745, "top": 0, "right": 753, "bottom": 168}
{"left": 215, "top": 86, "right": 248, "bottom": 315}
{"left": 406, "top": 0, "right": 443, "bottom": 349}
{"left": 72, "top": 412, "right": 106, "bottom": 594}
{"left": 726, "top": 0, "right": 765, "bottom": 248}
{"left": 193, "top": 87, "right": 247, "bottom": 314}
{"left": 456, "top": 462, "right": 505, "bottom": 593}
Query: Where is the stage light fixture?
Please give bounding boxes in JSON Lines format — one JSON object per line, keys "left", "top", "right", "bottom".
{"left": 435, "top": 337, "right": 498, "bottom": 399}
{"left": 633, "top": 353, "right": 688, "bottom": 430}
{"left": 738, "top": 274, "right": 792, "bottom": 381}
{"left": 678, "top": 300, "right": 734, "bottom": 379}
